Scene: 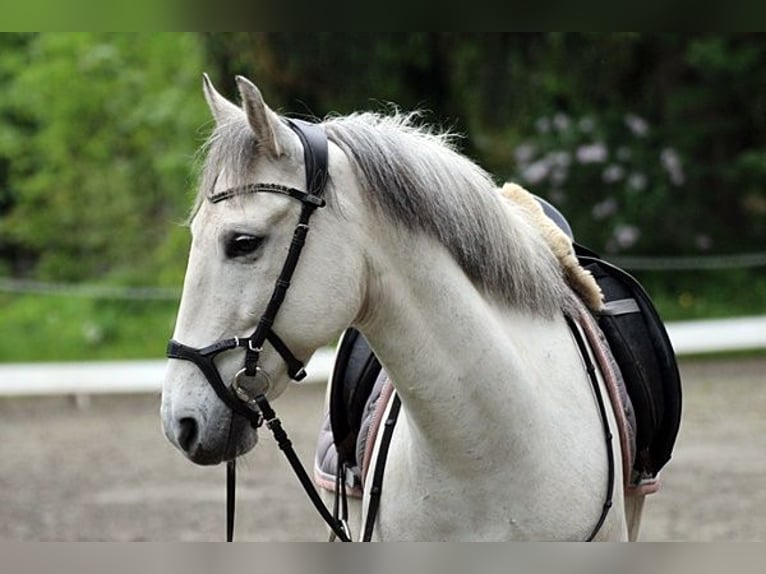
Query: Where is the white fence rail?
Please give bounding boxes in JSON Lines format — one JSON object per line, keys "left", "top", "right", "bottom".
{"left": 1, "top": 316, "right": 765, "bottom": 397}
{"left": 665, "top": 315, "right": 766, "bottom": 355}
{"left": 0, "top": 348, "right": 336, "bottom": 397}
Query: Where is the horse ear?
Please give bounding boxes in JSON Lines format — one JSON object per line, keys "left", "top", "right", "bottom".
{"left": 235, "top": 75, "right": 285, "bottom": 158}
{"left": 202, "top": 73, "right": 241, "bottom": 125}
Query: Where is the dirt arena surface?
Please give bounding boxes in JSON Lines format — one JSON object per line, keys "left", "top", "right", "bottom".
{"left": 0, "top": 356, "right": 764, "bottom": 541}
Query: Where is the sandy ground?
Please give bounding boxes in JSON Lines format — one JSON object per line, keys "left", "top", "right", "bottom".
{"left": 0, "top": 356, "right": 764, "bottom": 541}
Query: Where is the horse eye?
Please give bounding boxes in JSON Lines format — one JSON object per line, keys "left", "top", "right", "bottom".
{"left": 225, "top": 234, "right": 265, "bottom": 259}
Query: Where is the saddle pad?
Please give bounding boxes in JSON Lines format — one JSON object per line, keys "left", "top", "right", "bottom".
{"left": 572, "top": 297, "right": 659, "bottom": 496}
{"left": 314, "top": 371, "right": 393, "bottom": 498}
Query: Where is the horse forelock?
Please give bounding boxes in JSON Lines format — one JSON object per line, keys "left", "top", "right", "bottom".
{"left": 193, "top": 111, "right": 570, "bottom": 316}
{"left": 323, "top": 112, "right": 570, "bottom": 317}
{"left": 190, "top": 119, "right": 260, "bottom": 221}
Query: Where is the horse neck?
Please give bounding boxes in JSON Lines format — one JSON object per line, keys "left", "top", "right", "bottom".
{"left": 356, "top": 225, "right": 566, "bottom": 461}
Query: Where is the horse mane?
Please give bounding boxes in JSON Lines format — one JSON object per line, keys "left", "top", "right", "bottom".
{"left": 323, "top": 112, "right": 573, "bottom": 317}
{"left": 195, "top": 110, "right": 575, "bottom": 317}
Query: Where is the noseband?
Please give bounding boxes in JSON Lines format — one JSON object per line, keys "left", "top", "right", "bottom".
{"left": 167, "top": 118, "right": 329, "bottom": 429}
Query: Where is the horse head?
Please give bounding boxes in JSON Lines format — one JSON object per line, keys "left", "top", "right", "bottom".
{"left": 161, "top": 75, "right": 367, "bottom": 465}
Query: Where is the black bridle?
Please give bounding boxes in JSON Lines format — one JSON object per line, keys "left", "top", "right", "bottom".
{"left": 167, "top": 118, "right": 329, "bottom": 428}
{"left": 166, "top": 118, "right": 351, "bottom": 542}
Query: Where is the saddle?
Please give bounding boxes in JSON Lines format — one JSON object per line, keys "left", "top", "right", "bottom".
{"left": 574, "top": 243, "right": 682, "bottom": 477}
{"left": 314, "top": 329, "right": 386, "bottom": 496}
{"left": 315, "top": 196, "right": 682, "bottom": 497}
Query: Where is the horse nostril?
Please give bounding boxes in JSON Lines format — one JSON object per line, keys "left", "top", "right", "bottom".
{"left": 177, "top": 417, "right": 199, "bottom": 452}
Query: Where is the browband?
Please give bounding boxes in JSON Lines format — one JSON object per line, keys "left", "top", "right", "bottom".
{"left": 207, "top": 118, "right": 328, "bottom": 207}
{"left": 209, "top": 183, "right": 325, "bottom": 207}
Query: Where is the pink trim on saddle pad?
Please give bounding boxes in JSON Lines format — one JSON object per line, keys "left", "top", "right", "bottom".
{"left": 313, "top": 374, "right": 395, "bottom": 499}
{"left": 572, "top": 299, "right": 660, "bottom": 496}
{"left": 313, "top": 414, "right": 363, "bottom": 498}
{"left": 361, "top": 377, "right": 395, "bottom": 485}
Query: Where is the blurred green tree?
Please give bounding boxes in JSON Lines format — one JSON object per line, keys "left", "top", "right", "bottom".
{"left": 1, "top": 33, "right": 765, "bottom": 282}
{"left": 0, "top": 33, "right": 765, "bottom": 360}
{"left": 0, "top": 33, "right": 206, "bottom": 284}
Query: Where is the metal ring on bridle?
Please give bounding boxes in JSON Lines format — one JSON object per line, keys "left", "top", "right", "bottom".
{"left": 232, "top": 367, "right": 271, "bottom": 404}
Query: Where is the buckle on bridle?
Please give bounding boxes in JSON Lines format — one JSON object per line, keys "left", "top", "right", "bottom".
{"left": 247, "top": 339, "right": 262, "bottom": 353}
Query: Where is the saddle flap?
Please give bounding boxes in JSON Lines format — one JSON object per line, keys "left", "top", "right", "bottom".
{"left": 577, "top": 250, "right": 682, "bottom": 477}
{"left": 329, "top": 328, "right": 383, "bottom": 465}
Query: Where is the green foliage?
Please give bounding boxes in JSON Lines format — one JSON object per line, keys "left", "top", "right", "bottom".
{"left": 511, "top": 111, "right": 680, "bottom": 255}
{"left": 1, "top": 33, "right": 765, "bottom": 363}
{"left": 0, "top": 292, "right": 177, "bottom": 361}
{"left": 0, "top": 33, "right": 206, "bottom": 283}
{"left": 637, "top": 268, "right": 766, "bottom": 321}
{"left": 205, "top": 33, "right": 766, "bottom": 258}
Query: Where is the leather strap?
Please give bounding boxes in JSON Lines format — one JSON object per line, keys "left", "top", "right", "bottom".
{"left": 565, "top": 315, "right": 615, "bottom": 541}
{"left": 284, "top": 118, "right": 329, "bottom": 199}
{"left": 254, "top": 393, "right": 351, "bottom": 542}
{"left": 209, "top": 183, "right": 325, "bottom": 206}
{"left": 226, "top": 460, "right": 236, "bottom": 542}
{"left": 240, "top": 119, "right": 328, "bottom": 377}
{"left": 243, "top": 202, "right": 315, "bottom": 377}
{"left": 363, "top": 393, "right": 401, "bottom": 542}
{"left": 166, "top": 338, "right": 263, "bottom": 428}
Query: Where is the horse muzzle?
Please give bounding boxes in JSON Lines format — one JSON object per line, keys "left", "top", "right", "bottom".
{"left": 162, "top": 358, "right": 260, "bottom": 465}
